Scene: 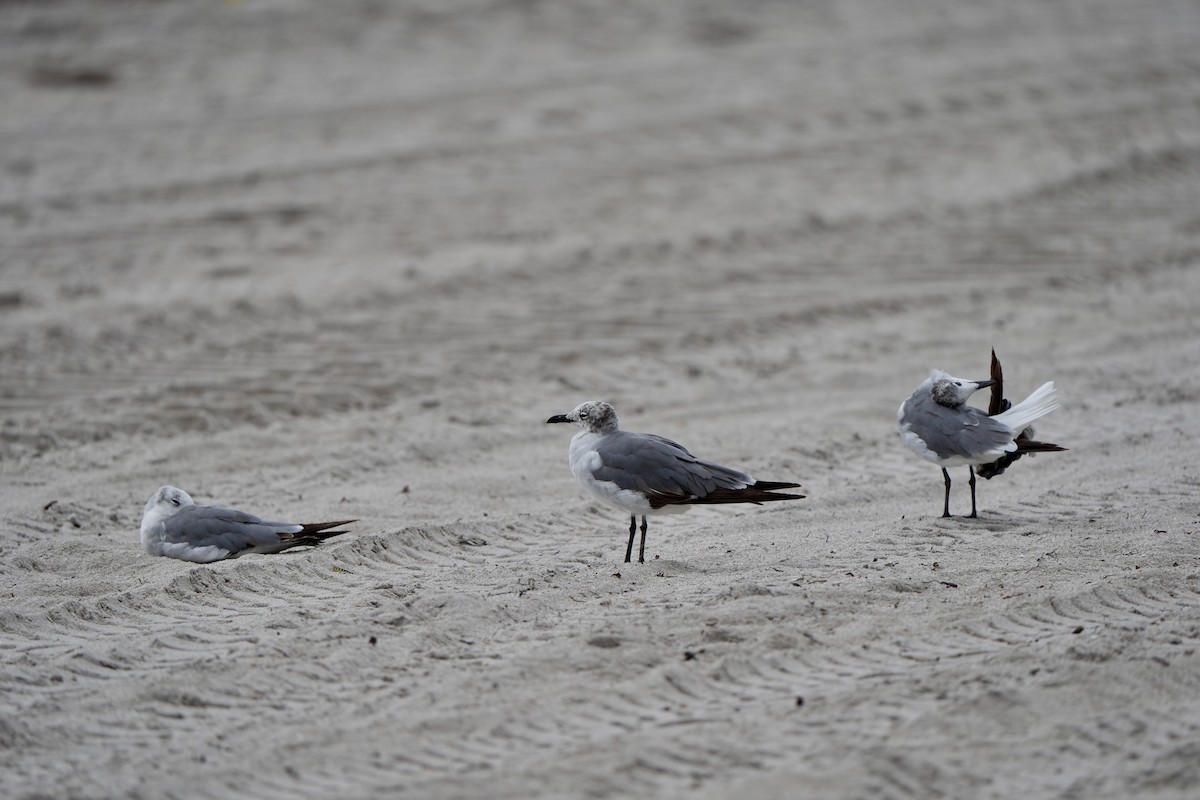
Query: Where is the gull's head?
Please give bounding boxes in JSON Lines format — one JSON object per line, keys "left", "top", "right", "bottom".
{"left": 546, "top": 401, "right": 619, "bottom": 434}
{"left": 928, "top": 369, "right": 995, "bottom": 408}
{"left": 143, "top": 485, "right": 195, "bottom": 519}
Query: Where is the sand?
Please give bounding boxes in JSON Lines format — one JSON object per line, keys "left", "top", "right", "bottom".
{"left": 3, "top": 1, "right": 1200, "bottom": 797}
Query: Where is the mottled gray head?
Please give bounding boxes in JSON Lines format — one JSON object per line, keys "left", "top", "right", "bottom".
{"left": 144, "top": 485, "right": 195, "bottom": 516}
{"left": 928, "top": 369, "right": 995, "bottom": 408}
{"left": 546, "top": 400, "right": 620, "bottom": 434}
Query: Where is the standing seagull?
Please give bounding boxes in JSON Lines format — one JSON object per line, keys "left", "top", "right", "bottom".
{"left": 897, "top": 370, "right": 1066, "bottom": 518}
{"left": 546, "top": 401, "right": 804, "bottom": 563}
{"left": 140, "top": 485, "right": 356, "bottom": 563}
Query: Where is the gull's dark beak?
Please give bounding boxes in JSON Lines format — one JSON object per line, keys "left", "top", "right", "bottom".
{"left": 546, "top": 414, "right": 571, "bottom": 424}
{"left": 974, "top": 379, "right": 997, "bottom": 389}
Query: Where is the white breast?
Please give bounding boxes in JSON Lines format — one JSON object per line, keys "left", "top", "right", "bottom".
{"left": 567, "top": 431, "right": 659, "bottom": 515}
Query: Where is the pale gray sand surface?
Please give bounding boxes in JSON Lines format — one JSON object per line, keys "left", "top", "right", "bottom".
{"left": 3, "top": 1, "right": 1200, "bottom": 798}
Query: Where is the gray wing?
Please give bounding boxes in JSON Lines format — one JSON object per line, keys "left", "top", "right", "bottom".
{"left": 592, "top": 430, "right": 754, "bottom": 505}
{"left": 905, "top": 391, "right": 1015, "bottom": 460}
{"left": 162, "top": 505, "right": 301, "bottom": 556}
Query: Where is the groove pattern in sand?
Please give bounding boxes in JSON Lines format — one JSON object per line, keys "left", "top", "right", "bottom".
{"left": 3, "top": 1, "right": 1200, "bottom": 798}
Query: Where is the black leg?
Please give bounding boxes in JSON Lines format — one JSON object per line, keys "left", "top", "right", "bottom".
{"left": 968, "top": 466, "right": 978, "bottom": 518}
{"left": 638, "top": 516, "right": 648, "bottom": 563}
{"left": 625, "top": 516, "right": 636, "bottom": 563}
{"left": 941, "top": 468, "right": 952, "bottom": 518}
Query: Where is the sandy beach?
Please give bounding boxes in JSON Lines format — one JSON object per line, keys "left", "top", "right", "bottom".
{"left": 3, "top": 1, "right": 1200, "bottom": 797}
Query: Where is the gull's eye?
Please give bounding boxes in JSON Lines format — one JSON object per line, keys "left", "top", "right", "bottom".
{"left": 579, "top": 410, "right": 589, "bottom": 419}
{"left": 170, "top": 497, "right": 181, "bottom": 506}
{"left": 955, "top": 382, "right": 962, "bottom": 386}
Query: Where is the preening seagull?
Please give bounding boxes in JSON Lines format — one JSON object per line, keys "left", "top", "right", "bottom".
{"left": 547, "top": 401, "right": 804, "bottom": 563}
{"left": 140, "top": 485, "right": 355, "bottom": 563}
{"left": 897, "top": 369, "right": 1066, "bottom": 517}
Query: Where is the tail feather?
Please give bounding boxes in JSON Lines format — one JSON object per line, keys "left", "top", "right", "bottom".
{"left": 287, "top": 519, "right": 357, "bottom": 547}
{"left": 993, "top": 381, "right": 1058, "bottom": 434}
{"left": 238, "top": 520, "right": 357, "bottom": 557}
{"left": 688, "top": 486, "right": 805, "bottom": 506}
{"left": 299, "top": 519, "right": 357, "bottom": 535}
{"left": 1013, "top": 440, "right": 1067, "bottom": 454}
{"left": 979, "top": 351, "right": 1064, "bottom": 479}
{"left": 748, "top": 480, "right": 802, "bottom": 491}
{"left": 986, "top": 349, "right": 1005, "bottom": 416}
{"left": 977, "top": 439, "right": 1067, "bottom": 479}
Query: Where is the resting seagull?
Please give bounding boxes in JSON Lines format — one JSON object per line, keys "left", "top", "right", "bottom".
{"left": 140, "top": 485, "right": 355, "bottom": 563}
{"left": 547, "top": 401, "right": 804, "bottom": 563}
{"left": 897, "top": 370, "right": 1066, "bottom": 518}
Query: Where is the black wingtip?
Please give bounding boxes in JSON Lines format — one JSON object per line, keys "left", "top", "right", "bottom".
{"left": 1020, "top": 441, "right": 1067, "bottom": 453}
{"left": 987, "top": 349, "right": 1005, "bottom": 416}
{"left": 977, "top": 441, "right": 1066, "bottom": 479}
{"left": 686, "top": 487, "right": 806, "bottom": 506}
{"left": 312, "top": 529, "right": 353, "bottom": 541}
{"left": 300, "top": 519, "right": 358, "bottom": 534}
{"left": 750, "top": 480, "right": 803, "bottom": 491}
{"left": 271, "top": 524, "right": 354, "bottom": 553}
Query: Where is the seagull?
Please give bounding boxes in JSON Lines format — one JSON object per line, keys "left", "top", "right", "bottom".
{"left": 897, "top": 369, "right": 1066, "bottom": 517}
{"left": 140, "top": 485, "right": 355, "bottom": 563}
{"left": 546, "top": 401, "right": 804, "bottom": 562}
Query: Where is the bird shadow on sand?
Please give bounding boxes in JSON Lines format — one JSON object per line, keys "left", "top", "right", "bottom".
{"left": 929, "top": 512, "right": 1052, "bottom": 535}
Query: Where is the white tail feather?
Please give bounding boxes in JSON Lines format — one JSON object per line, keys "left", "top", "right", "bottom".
{"left": 993, "top": 381, "right": 1058, "bottom": 434}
